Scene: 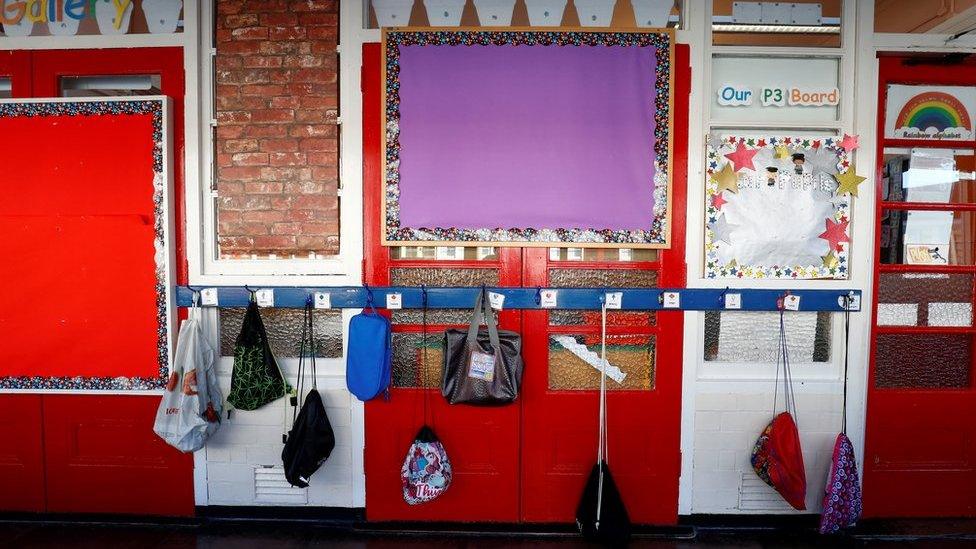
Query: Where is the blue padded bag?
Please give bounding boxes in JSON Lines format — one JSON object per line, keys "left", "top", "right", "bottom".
{"left": 346, "top": 304, "right": 392, "bottom": 401}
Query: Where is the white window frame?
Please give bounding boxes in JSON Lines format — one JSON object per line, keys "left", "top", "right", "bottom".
{"left": 189, "top": 1, "right": 362, "bottom": 285}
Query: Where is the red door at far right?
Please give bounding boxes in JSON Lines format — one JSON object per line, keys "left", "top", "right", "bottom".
{"left": 864, "top": 56, "right": 976, "bottom": 517}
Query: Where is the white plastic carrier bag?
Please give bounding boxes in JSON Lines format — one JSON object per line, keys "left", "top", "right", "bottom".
{"left": 154, "top": 300, "right": 223, "bottom": 453}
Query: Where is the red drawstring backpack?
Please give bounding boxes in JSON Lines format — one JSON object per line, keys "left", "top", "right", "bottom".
{"left": 819, "top": 299, "right": 862, "bottom": 534}
{"left": 751, "top": 310, "right": 807, "bottom": 510}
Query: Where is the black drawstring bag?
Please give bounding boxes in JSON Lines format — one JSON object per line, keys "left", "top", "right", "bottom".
{"left": 576, "top": 301, "right": 631, "bottom": 545}
{"left": 281, "top": 300, "right": 335, "bottom": 488}
{"left": 227, "top": 295, "right": 289, "bottom": 411}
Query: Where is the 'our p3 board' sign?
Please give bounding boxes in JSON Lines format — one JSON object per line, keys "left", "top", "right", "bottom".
{"left": 717, "top": 84, "right": 840, "bottom": 108}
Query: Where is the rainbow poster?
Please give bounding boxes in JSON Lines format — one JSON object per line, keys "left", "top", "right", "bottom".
{"left": 886, "top": 85, "right": 975, "bottom": 140}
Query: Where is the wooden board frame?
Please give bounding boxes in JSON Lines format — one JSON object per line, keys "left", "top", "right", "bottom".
{"left": 380, "top": 27, "right": 676, "bottom": 249}
{"left": 0, "top": 96, "right": 175, "bottom": 392}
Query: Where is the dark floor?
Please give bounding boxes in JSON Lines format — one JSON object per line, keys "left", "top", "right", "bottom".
{"left": 3, "top": 520, "right": 976, "bottom": 548}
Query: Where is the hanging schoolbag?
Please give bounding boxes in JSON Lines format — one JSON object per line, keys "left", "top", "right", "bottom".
{"left": 751, "top": 310, "right": 807, "bottom": 511}
{"left": 282, "top": 300, "right": 336, "bottom": 488}
{"left": 346, "top": 294, "right": 392, "bottom": 401}
{"left": 400, "top": 288, "right": 452, "bottom": 505}
{"left": 227, "top": 294, "right": 289, "bottom": 411}
{"left": 820, "top": 298, "right": 862, "bottom": 534}
{"left": 154, "top": 297, "right": 223, "bottom": 452}
{"left": 576, "top": 300, "right": 632, "bottom": 544}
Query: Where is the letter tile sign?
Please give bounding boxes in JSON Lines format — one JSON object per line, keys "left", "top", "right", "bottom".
{"left": 0, "top": 97, "right": 176, "bottom": 391}
{"left": 704, "top": 134, "right": 862, "bottom": 280}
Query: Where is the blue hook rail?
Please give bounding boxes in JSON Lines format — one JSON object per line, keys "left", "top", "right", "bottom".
{"left": 175, "top": 286, "right": 861, "bottom": 312}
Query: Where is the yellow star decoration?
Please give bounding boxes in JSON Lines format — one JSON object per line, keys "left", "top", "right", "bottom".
{"left": 835, "top": 165, "right": 867, "bottom": 197}
{"left": 822, "top": 251, "right": 839, "bottom": 269}
{"left": 712, "top": 163, "right": 740, "bottom": 194}
{"left": 774, "top": 145, "right": 790, "bottom": 159}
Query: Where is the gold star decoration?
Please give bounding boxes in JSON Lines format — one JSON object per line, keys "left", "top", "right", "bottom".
{"left": 712, "top": 163, "right": 740, "bottom": 194}
{"left": 774, "top": 144, "right": 791, "bottom": 159}
{"left": 835, "top": 165, "right": 867, "bottom": 197}
{"left": 822, "top": 251, "right": 839, "bottom": 269}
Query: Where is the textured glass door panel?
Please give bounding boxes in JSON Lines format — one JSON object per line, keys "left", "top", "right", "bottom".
{"left": 878, "top": 273, "right": 973, "bottom": 327}
{"left": 880, "top": 209, "right": 976, "bottom": 265}
{"left": 548, "top": 334, "right": 654, "bottom": 391}
{"left": 548, "top": 268, "right": 658, "bottom": 288}
{"left": 391, "top": 246, "right": 498, "bottom": 261}
{"left": 391, "top": 333, "right": 443, "bottom": 389}
{"left": 390, "top": 267, "right": 501, "bottom": 324}
{"left": 875, "top": 333, "right": 971, "bottom": 389}
{"left": 219, "top": 308, "right": 342, "bottom": 358}
{"left": 882, "top": 150, "right": 976, "bottom": 205}
{"left": 548, "top": 248, "right": 658, "bottom": 262}
{"left": 549, "top": 310, "right": 655, "bottom": 327}
{"left": 704, "top": 311, "right": 831, "bottom": 363}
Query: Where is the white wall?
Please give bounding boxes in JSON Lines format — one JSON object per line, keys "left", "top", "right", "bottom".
{"left": 202, "top": 356, "right": 360, "bottom": 507}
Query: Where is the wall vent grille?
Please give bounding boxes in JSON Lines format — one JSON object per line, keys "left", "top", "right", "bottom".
{"left": 254, "top": 465, "right": 308, "bottom": 505}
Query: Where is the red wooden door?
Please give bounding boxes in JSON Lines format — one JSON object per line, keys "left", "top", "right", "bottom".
{"left": 864, "top": 56, "right": 976, "bottom": 517}
{"left": 363, "top": 43, "right": 523, "bottom": 521}
{"left": 362, "top": 43, "right": 689, "bottom": 524}
{"left": 0, "top": 51, "right": 42, "bottom": 514}
{"left": 0, "top": 47, "right": 192, "bottom": 516}
{"left": 520, "top": 45, "right": 689, "bottom": 525}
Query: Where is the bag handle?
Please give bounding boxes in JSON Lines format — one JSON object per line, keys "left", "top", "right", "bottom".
{"left": 465, "top": 288, "right": 501, "bottom": 353}
{"left": 595, "top": 299, "right": 609, "bottom": 522}
{"left": 292, "top": 299, "right": 318, "bottom": 424}
{"left": 772, "top": 310, "right": 798, "bottom": 420}
{"left": 841, "top": 295, "right": 851, "bottom": 434}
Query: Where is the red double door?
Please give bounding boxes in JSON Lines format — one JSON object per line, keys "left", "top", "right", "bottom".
{"left": 864, "top": 56, "right": 976, "bottom": 517}
{"left": 361, "top": 44, "right": 690, "bottom": 524}
{"left": 0, "top": 48, "right": 192, "bottom": 516}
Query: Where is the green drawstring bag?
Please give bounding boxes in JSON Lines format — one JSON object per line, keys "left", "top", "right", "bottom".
{"left": 227, "top": 297, "right": 289, "bottom": 411}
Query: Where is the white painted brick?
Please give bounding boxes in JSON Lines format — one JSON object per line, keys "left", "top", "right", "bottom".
{"left": 694, "top": 431, "right": 747, "bottom": 450}
{"left": 718, "top": 450, "right": 736, "bottom": 471}
{"left": 721, "top": 411, "right": 772, "bottom": 432}
{"left": 208, "top": 480, "right": 255, "bottom": 503}
{"left": 207, "top": 463, "right": 255, "bottom": 483}
{"left": 694, "top": 471, "right": 742, "bottom": 492}
{"left": 693, "top": 489, "right": 740, "bottom": 512}
{"left": 695, "top": 411, "right": 723, "bottom": 431}
{"left": 205, "top": 445, "right": 231, "bottom": 462}
{"left": 246, "top": 445, "right": 285, "bottom": 465}
{"left": 693, "top": 451, "right": 718, "bottom": 471}
{"left": 736, "top": 393, "right": 772, "bottom": 411}
{"left": 696, "top": 393, "right": 739, "bottom": 411}
{"left": 230, "top": 446, "right": 249, "bottom": 464}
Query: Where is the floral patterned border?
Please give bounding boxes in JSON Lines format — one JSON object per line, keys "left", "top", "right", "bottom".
{"left": 705, "top": 135, "right": 852, "bottom": 280}
{"left": 0, "top": 99, "right": 170, "bottom": 390}
{"left": 383, "top": 30, "right": 673, "bottom": 246}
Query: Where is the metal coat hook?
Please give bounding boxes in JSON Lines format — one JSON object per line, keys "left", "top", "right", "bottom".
{"left": 534, "top": 288, "right": 542, "bottom": 305}
{"left": 364, "top": 284, "right": 374, "bottom": 306}
{"left": 777, "top": 290, "right": 791, "bottom": 311}
{"left": 421, "top": 285, "right": 428, "bottom": 308}
{"left": 718, "top": 286, "right": 731, "bottom": 305}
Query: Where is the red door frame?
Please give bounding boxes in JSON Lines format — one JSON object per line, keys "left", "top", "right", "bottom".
{"left": 0, "top": 47, "right": 193, "bottom": 517}
{"left": 0, "top": 50, "right": 31, "bottom": 97}
{"left": 864, "top": 55, "right": 976, "bottom": 517}
{"left": 362, "top": 42, "right": 689, "bottom": 524}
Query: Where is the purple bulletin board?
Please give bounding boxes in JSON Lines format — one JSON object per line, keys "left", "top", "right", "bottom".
{"left": 382, "top": 29, "right": 675, "bottom": 248}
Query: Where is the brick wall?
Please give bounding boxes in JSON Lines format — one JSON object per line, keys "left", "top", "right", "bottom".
{"left": 214, "top": 0, "right": 339, "bottom": 259}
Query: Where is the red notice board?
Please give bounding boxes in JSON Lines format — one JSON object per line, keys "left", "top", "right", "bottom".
{"left": 0, "top": 98, "right": 175, "bottom": 391}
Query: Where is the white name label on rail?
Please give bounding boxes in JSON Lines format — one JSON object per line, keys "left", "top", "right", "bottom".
{"left": 783, "top": 294, "right": 801, "bottom": 311}
{"left": 662, "top": 292, "right": 681, "bottom": 308}
{"left": 314, "top": 292, "right": 331, "bottom": 309}
{"left": 200, "top": 288, "right": 219, "bottom": 306}
{"left": 256, "top": 289, "right": 275, "bottom": 307}
{"left": 386, "top": 293, "right": 402, "bottom": 310}
{"left": 605, "top": 292, "right": 623, "bottom": 310}
{"left": 540, "top": 289, "right": 558, "bottom": 308}
{"left": 724, "top": 293, "right": 742, "bottom": 310}
{"left": 488, "top": 292, "right": 505, "bottom": 311}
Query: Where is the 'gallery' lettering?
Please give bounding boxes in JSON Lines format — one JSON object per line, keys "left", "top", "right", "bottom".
{"left": 1, "top": 0, "right": 129, "bottom": 25}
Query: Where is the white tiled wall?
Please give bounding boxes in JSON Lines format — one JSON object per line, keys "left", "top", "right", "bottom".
{"left": 202, "top": 357, "right": 362, "bottom": 507}
{"left": 692, "top": 389, "right": 843, "bottom": 513}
